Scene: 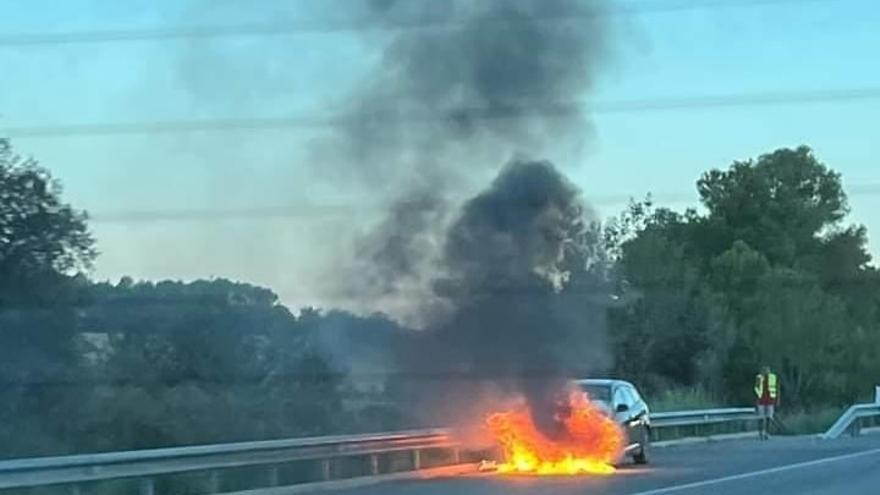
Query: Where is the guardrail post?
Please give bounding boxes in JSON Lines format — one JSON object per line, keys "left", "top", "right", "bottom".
{"left": 412, "top": 449, "right": 421, "bottom": 470}
{"left": 138, "top": 478, "right": 155, "bottom": 495}
{"left": 267, "top": 466, "right": 280, "bottom": 487}
{"left": 321, "top": 459, "right": 332, "bottom": 481}
{"left": 453, "top": 447, "right": 461, "bottom": 464}
{"left": 369, "top": 454, "right": 380, "bottom": 475}
{"left": 206, "top": 471, "right": 220, "bottom": 493}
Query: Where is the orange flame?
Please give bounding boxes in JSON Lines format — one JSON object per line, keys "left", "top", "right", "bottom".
{"left": 485, "top": 390, "right": 624, "bottom": 475}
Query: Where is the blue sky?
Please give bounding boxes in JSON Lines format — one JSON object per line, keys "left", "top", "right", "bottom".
{"left": 1, "top": 0, "right": 878, "bottom": 310}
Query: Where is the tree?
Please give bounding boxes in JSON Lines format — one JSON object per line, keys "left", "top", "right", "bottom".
{"left": 0, "top": 139, "right": 97, "bottom": 456}
{"left": 739, "top": 269, "right": 850, "bottom": 407}
{"left": 0, "top": 139, "right": 95, "bottom": 305}
{"left": 697, "top": 146, "right": 846, "bottom": 267}
{"left": 74, "top": 279, "right": 348, "bottom": 450}
{"left": 612, "top": 146, "right": 879, "bottom": 408}
{"left": 610, "top": 207, "right": 711, "bottom": 390}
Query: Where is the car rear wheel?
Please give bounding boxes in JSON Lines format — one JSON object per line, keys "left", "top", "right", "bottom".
{"left": 632, "top": 426, "right": 650, "bottom": 465}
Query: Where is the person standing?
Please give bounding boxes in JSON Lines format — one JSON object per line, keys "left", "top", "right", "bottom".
{"left": 754, "top": 365, "right": 779, "bottom": 440}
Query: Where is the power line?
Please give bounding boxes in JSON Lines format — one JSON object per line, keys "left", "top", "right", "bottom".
{"left": 86, "top": 183, "right": 880, "bottom": 224}
{"left": 593, "top": 87, "right": 880, "bottom": 112}
{"left": 3, "top": 87, "right": 879, "bottom": 139}
{"left": 0, "top": 0, "right": 831, "bottom": 47}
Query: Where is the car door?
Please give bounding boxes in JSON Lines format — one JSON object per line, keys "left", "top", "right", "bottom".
{"left": 612, "top": 385, "right": 639, "bottom": 446}
{"left": 625, "top": 385, "right": 649, "bottom": 421}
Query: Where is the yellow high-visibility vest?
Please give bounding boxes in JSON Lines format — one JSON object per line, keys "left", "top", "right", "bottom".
{"left": 754, "top": 373, "right": 778, "bottom": 399}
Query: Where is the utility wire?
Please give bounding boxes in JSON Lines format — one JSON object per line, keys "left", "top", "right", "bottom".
{"left": 3, "top": 87, "right": 879, "bottom": 139}
{"left": 86, "top": 183, "right": 880, "bottom": 223}
{"left": 0, "top": 0, "right": 832, "bottom": 47}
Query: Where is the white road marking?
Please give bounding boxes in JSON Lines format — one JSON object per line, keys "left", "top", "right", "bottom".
{"left": 628, "top": 446, "right": 880, "bottom": 495}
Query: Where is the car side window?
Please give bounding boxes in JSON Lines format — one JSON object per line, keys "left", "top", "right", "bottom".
{"left": 625, "top": 386, "right": 642, "bottom": 405}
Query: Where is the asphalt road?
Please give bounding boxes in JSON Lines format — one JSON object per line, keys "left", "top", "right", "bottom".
{"left": 321, "top": 435, "right": 880, "bottom": 495}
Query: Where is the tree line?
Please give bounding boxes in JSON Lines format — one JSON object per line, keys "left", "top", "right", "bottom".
{"left": 0, "top": 139, "right": 415, "bottom": 458}
{"left": 1, "top": 138, "right": 877, "bottom": 458}
{"left": 606, "top": 146, "right": 880, "bottom": 408}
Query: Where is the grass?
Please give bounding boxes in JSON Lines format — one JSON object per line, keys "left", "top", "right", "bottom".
{"left": 775, "top": 407, "right": 847, "bottom": 436}
{"left": 649, "top": 387, "right": 719, "bottom": 413}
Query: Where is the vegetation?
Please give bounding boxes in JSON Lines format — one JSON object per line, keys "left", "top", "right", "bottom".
{"left": 607, "top": 146, "right": 880, "bottom": 410}
{"left": 0, "top": 139, "right": 405, "bottom": 458}
{"left": 776, "top": 407, "right": 848, "bottom": 436}
{"left": 648, "top": 387, "right": 717, "bottom": 413}
{"left": 1, "top": 137, "right": 877, "bottom": 457}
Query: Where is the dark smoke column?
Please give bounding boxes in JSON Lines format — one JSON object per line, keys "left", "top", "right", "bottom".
{"left": 420, "top": 159, "right": 611, "bottom": 435}
{"left": 319, "top": 0, "right": 612, "bottom": 325}
{"left": 312, "top": 0, "right": 617, "bottom": 432}
{"left": 332, "top": 0, "right": 610, "bottom": 182}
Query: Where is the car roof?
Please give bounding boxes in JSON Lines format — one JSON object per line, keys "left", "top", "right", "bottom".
{"left": 573, "top": 378, "right": 636, "bottom": 389}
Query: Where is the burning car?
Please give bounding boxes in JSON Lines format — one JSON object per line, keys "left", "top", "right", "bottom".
{"left": 482, "top": 379, "right": 650, "bottom": 476}
{"left": 575, "top": 378, "right": 651, "bottom": 465}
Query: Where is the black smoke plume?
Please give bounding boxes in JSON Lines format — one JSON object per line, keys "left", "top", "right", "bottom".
{"left": 316, "top": 0, "right": 615, "bottom": 430}
{"left": 327, "top": 0, "right": 609, "bottom": 184}
{"left": 400, "top": 159, "right": 610, "bottom": 433}
{"left": 324, "top": 0, "right": 610, "bottom": 323}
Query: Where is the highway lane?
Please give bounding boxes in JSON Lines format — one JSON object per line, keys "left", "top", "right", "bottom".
{"left": 317, "top": 435, "right": 880, "bottom": 495}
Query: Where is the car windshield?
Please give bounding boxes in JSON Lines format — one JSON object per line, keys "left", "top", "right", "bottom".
{"left": 579, "top": 384, "right": 612, "bottom": 403}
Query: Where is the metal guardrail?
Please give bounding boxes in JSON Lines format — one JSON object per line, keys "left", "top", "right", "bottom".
{"left": 648, "top": 407, "right": 759, "bottom": 442}
{"left": 652, "top": 407, "right": 758, "bottom": 428}
{"left": 821, "top": 386, "right": 880, "bottom": 439}
{"left": 0, "top": 408, "right": 760, "bottom": 494}
{"left": 822, "top": 403, "right": 880, "bottom": 439}
{"left": 0, "top": 429, "right": 453, "bottom": 493}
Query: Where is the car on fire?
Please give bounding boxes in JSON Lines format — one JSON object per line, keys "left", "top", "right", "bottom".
{"left": 575, "top": 378, "right": 651, "bottom": 464}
